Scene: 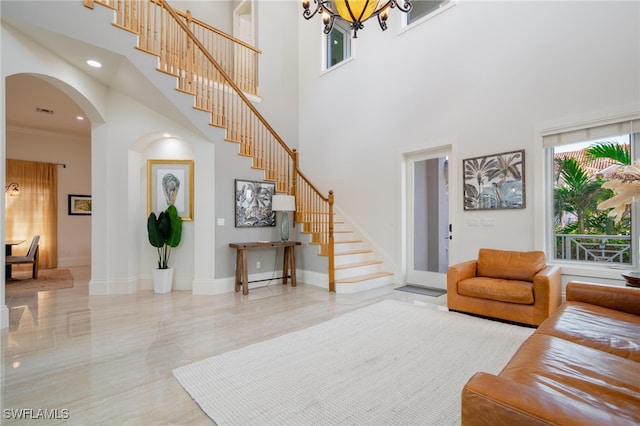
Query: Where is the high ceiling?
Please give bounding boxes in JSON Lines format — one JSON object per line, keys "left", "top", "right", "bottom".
{"left": 3, "top": 16, "right": 132, "bottom": 139}
{"left": 3, "top": 13, "right": 188, "bottom": 139}
{"left": 6, "top": 74, "right": 91, "bottom": 138}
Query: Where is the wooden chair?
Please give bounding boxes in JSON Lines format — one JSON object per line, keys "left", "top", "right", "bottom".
{"left": 6, "top": 235, "right": 40, "bottom": 279}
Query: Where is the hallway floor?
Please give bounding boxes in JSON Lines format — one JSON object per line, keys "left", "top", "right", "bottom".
{"left": 2, "top": 266, "right": 447, "bottom": 425}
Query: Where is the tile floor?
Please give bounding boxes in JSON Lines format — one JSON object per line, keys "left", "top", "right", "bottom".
{"left": 2, "top": 266, "right": 447, "bottom": 425}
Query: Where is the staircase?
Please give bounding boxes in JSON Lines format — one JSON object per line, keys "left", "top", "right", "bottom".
{"left": 332, "top": 216, "right": 393, "bottom": 293}
{"left": 83, "top": 0, "right": 393, "bottom": 292}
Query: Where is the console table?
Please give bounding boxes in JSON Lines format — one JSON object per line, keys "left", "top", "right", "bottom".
{"left": 229, "top": 241, "right": 302, "bottom": 295}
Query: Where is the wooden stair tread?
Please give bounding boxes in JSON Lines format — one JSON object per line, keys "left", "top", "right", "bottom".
{"left": 335, "top": 260, "right": 382, "bottom": 270}
{"left": 335, "top": 249, "right": 372, "bottom": 256}
{"left": 335, "top": 240, "right": 362, "bottom": 244}
{"left": 336, "top": 271, "right": 393, "bottom": 284}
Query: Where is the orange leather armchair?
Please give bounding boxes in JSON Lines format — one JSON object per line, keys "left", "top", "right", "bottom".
{"left": 447, "top": 248, "right": 562, "bottom": 326}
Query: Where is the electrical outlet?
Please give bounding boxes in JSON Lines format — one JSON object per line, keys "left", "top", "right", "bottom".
{"left": 256, "top": 261, "right": 261, "bottom": 269}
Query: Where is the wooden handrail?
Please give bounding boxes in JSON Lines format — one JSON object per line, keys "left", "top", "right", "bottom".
{"left": 84, "top": 0, "right": 336, "bottom": 290}
{"left": 173, "top": 8, "right": 261, "bottom": 54}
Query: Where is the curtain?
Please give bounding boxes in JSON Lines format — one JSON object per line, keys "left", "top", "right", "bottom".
{"left": 5, "top": 159, "right": 58, "bottom": 269}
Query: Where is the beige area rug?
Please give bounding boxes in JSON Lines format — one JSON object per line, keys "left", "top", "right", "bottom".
{"left": 173, "top": 299, "right": 534, "bottom": 425}
{"left": 5, "top": 268, "right": 74, "bottom": 297}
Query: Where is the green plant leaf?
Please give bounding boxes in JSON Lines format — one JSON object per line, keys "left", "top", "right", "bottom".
{"left": 147, "top": 212, "right": 164, "bottom": 248}
{"left": 157, "top": 210, "right": 172, "bottom": 241}
{"left": 166, "top": 204, "right": 182, "bottom": 248}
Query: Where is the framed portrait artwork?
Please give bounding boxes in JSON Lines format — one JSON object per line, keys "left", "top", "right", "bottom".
{"left": 463, "top": 149, "right": 525, "bottom": 210}
{"left": 147, "top": 160, "right": 194, "bottom": 220}
{"left": 235, "top": 179, "right": 276, "bottom": 227}
{"left": 68, "top": 194, "right": 92, "bottom": 215}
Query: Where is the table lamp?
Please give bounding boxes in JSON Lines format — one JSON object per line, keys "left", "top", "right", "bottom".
{"left": 272, "top": 194, "right": 296, "bottom": 241}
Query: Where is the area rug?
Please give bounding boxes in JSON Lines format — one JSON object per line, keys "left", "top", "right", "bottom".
{"left": 394, "top": 284, "right": 447, "bottom": 297}
{"left": 173, "top": 299, "right": 533, "bottom": 425}
{"left": 5, "top": 268, "right": 74, "bottom": 297}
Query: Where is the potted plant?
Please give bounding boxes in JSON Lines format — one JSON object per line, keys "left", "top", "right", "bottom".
{"left": 147, "top": 204, "right": 182, "bottom": 293}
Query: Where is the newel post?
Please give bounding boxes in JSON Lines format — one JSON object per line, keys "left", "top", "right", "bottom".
{"left": 184, "top": 10, "right": 194, "bottom": 90}
{"left": 328, "top": 190, "right": 335, "bottom": 292}
{"left": 292, "top": 149, "right": 299, "bottom": 222}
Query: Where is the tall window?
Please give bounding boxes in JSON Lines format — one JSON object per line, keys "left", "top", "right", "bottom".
{"left": 545, "top": 120, "right": 639, "bottom": 266}
{"left": 326, "top": 21, "right": 351, "bottom": 69}
{"left": 406, "top": 0, "right": 452, "bottom": 26}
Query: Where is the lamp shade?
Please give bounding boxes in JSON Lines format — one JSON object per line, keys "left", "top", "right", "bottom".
{"left": 272, "top": 194, "right": 296, "bottom": 211}
{"left": 334, "top": 0, "right": 380, "bottom": 23}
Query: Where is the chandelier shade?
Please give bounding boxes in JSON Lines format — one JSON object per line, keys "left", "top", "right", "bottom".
{"left": 335, "top": 0, "right": 379, "bottom": 23}
{"left": 303, "top": 0, "right": 412, "bottom": 38}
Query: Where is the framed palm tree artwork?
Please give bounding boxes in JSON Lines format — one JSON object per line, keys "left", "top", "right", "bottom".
{"left": 235, "top": 179, "right": 276, "bottom": 227}
{"left": 463, "top": 149, "right": 525, "bottom": 210}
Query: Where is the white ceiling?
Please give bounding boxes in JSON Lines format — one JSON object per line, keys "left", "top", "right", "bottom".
{"left": 6, "top": 74, "right": 91, "bottom": 138}
{"left": 4, "top": 15, "right": 185, "bottom": 139}
{"left": 4, "top": 16, "right": 133, "bottom": 138}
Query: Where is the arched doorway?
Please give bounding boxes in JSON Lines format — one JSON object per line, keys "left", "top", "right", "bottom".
{"left": 4, "top": 74, "right": 95, "bottom": 297}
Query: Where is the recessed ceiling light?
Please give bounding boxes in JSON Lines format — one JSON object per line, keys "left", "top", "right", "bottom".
{"left": 76, "top": 116, "right": 84, "bottom": 120}
{"left": 163, "top": 133, "right": 171, "bottom": 138}
{"left": 86, "top": 59, "right": 102, "bottom": 68}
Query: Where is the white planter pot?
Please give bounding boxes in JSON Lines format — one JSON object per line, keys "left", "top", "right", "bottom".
{"left": 152, "top": 267, "right": 174, "bottom": 294}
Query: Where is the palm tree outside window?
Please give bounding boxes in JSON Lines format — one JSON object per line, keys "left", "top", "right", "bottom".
{"left": 552, "top": 134, "right": 634, "bottom": 265}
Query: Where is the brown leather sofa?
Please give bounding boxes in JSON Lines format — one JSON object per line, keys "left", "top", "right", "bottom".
{"left": 461, "top": 281, "right": 640, "bottom": 425}
{"left": 447, "top": 248, "right": 562, "bottom": 326}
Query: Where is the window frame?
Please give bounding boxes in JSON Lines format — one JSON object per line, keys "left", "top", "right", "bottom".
{"left": 537, "top": 114, "right": 640, "bottom": 280}
{"left": 324, "top": 20, "right": 352, "bottom": 71}
{"left": 400, "top": 0, "right": 456, "bottom": 34}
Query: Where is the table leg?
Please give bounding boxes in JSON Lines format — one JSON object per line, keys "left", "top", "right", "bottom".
{"left": 290, "top": 246, "right": 297, "bottom": 287}
{"left": 235, "top": 249, "right": 243, "bottom": 293}
{"left": 282, "top": 247, "right": 289, "bottom": 286}
{"left": 240, "top": 249, "right": 249, "bottom": 295}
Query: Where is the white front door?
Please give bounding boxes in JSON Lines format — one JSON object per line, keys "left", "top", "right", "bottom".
{"left": 405, "top": 147, "right": 451, "bottom": 289}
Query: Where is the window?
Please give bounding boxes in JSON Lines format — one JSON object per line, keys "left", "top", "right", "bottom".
{"left": 326, "top": 21, "right": 351, "bottom": 69}
{"left": 544, "top": 119, "right": 640, "bottom": 266}
{"left": 406, "top": 0, "right": 451, "bottom": 26}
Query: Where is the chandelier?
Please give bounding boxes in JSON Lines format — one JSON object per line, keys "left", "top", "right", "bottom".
{"left": 302, "top": 0, "right": 412, "bottom": 38}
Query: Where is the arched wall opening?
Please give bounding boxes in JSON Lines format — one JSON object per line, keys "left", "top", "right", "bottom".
{"left": 2, "top": 72, "right": 105, "bottom": 329}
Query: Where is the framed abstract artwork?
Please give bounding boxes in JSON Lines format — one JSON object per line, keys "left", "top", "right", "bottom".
{"left": 147, "top": 160, "right": 194, "bottom": 220}
{"left": 68, "top": 194, "right": 92, "bottom": 215}
{"left": 235, "top": 179, "right": 276, "bottom": 228}
{"left": 463, "top": 149, "right": 525, "bottom": 210}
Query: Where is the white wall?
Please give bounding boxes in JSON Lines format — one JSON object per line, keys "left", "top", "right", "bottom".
{"left": 297, "top": 1, "right": 640, "bottom": 281}
{"left": 6, "top": 127, "right": 92, "bottom": 267}
{"left": 172, "top": 0, "right": 234, "bottom": 34}
{"left": 1, "top": 17, "right": 213, "bottom": 296}
{"left": 1, "top": 0, "right": 302, "bottom": 307}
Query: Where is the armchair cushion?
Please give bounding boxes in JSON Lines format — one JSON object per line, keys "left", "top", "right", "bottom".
{"left": 477, "top": 248, "right": 546, "bottom": 281}
{"left": 458, "top": 277, "right": 534, "bottom": 304}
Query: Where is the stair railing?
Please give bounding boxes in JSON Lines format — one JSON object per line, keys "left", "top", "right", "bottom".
{"left": 85, "top": 0, "right": 260, "bottom": 97}
{"left": 83, "top": 0, "right": 335, "bottom": 291}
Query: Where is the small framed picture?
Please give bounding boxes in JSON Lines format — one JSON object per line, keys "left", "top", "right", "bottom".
{"left": 68, "top": 194, "right": 92, "bottom": 215}
{"left": 147, "top": 159, "right": 194, "bottom": 221}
